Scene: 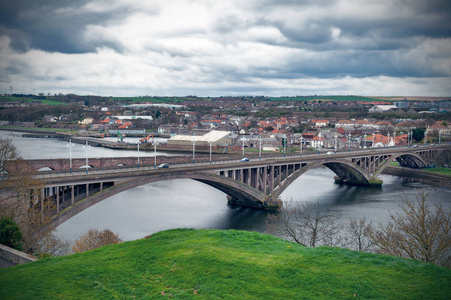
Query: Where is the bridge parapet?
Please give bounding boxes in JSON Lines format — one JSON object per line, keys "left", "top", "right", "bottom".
{"left": 30, "top": 145, "right": 450, "bottom": 226}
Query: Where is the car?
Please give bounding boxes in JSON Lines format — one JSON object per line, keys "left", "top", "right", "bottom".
{"left": 157, "top": 163, "right": 169, "bottom": 169}
{"left": 430, "top": 143, "right": 435, "bottom": 146}
{"left": 326, "top": 151, "right": 335, "bottom": 155}
{"left": 240, "top": 158, "right": 250, "bottom": 162}
{"left": 413, "top": 145, "right": 418, "bottom": 148}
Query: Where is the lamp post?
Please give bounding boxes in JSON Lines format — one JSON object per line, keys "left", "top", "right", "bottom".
{"left": 348, "top": 133, "right": 351, "bottom": 152}
{"left": 241, "top": 137, "right": 246, "bottom": 158}
{"left": 153, "top": 138, "right": 157, "bottom": 169}
{"left": 259, "top": 137, "right": 262, "bottom": 160}
{"left": 393, "top": 131, "right": 396, "bottom": 148}
{"left": 209, "top": 141, "right": 212, "bottom": 165}
{"left": 334, "top": 134, "right": 337, "bottom": 154}
{"left": 83, "top": 141, "right": 91, "bottom": 174}
{"left": 192, "top": 139, "right": 196, "bottom": 164}
{"left": 283, "top": 134, "right": 286, "bottom": 157}
{"left": 137, "top": 140, "right": 140, "bottom": 169}
{"left": 387, "top": 133, "right": 390, "bottom": 148}
{"left": 410, "top": 130, "right": 413, "bottom": 146}
{"left": 300, "top": 134, "right": 303, "bottom": 156}
{"left": 67, "top": 139, "right": 73, "bottom": 173}
{"left": 372, "top": 132, "right": 375, "bottom": 150}
{"left": 439, "top": 129, "right": 442, "bottom": 144}
{"left": 424, "top": 130, "right": 427, "bottom": 145}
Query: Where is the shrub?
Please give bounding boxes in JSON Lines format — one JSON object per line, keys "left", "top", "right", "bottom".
{"left": 0, "top": 217, "right": 22, "bottom": 251}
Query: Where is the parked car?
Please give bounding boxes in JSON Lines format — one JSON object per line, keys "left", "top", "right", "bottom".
{"left": 413, "top": 145, "right": 418, "bottom": 148}
{"left": 157, "top": 163, "right": 169, "bottom": 169}
{"left": 240, "top": 157, "right": 250, "bottom": 162}
{"left": 326, "top": 151, "right": 335, "bottom": 155}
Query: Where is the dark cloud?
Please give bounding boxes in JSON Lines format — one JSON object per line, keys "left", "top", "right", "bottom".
{"left": 0, "top": 0, "right": 158, "bottom": 53}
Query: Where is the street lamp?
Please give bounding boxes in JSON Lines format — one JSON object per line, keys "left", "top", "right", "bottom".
{"left": 259, "top": 137, "right": 262, "bottom": 160}
{"left": 424, "top": 129, "right": 427, "bottom": 145}
{"left": 300, "top": 134, "right": 303, "bottom": 156}
{"left": 283, "top": 134, "right": 287, "bottom": 157}
{"left": 439, "top": 129, "right": 442, "bottom": 144}
{"left": 82, "top": 141, "right": 91, "bottom": 174}
{"left": 137, "top": 139, "right": 140, "bottom": 169}
{"left": 387, "top": 132, "right": 390, "bottom": 148}
{"left": 66, "top": 139, "right": 74, "bottom": 173}
{"left": 241, "top": 137, "right": 246, "bottom": 158}
{"left": 153, "top": 138, "right": 157, "bottom": 169}
{"left": 393, "top": 131, "right": 396, "bottom": 148}
{"left": 410, "top": 130, "right": 413, "bottom": 146}
{"left": 334, "top": 134, "right": 337, "bottom": 154}
{"left": 209, "top": 141, "right": 213, "bottom": 165}
{"left": 192, "top": 139, "right": 196, "bottom": 164}
{"left": 372, "top": 132, "right": 375, "bottom": 150}
{"left": 348, "top": 133, "right": 351, "bottom": 152}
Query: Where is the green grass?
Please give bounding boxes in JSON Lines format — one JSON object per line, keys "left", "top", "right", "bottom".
{"left": 268, "top": 96, "right": 391, "bottom": 102}
{"left": 422, "top": 167, "right": 451, "bottom": 176}
{"left": 111, "top": 97, "right": 192, "bottom": 104}
{"left": 1, "top": 229, "right": 449, "bottom": 299}
{"left": 0, "top": 96, "right": 66, "bottom": 105}
{"left": 0, "top": 127, "right": 77, "bottom": 133}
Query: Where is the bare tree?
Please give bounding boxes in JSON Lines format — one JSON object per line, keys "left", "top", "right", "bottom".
{"left": 371, "top": 190, "right": 451, "bottom": 267}
{"left": 0, "top": 137, "right": 62, "bottom": 255}
{"left": 345, "top": 218, "right": 375, "bottom": 252}
{"left": 72, "top": 228, "right": 123, "bottom": 253}
{"left": 266, "top": 200, "right": 342, "bottom": 247}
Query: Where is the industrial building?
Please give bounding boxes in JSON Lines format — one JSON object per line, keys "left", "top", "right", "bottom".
{"left": 167, "top": 130, "right": 232, "bottom": 149}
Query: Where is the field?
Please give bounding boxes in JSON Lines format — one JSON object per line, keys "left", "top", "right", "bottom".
{"left": 268, "top": 96, "right": 388, "bottom": 102}
{"left": 1, "top": 229, "right": 449, "bottom": 299}
{"left": 0, "top": 96, "right": 66, "bottom": 106}
{"left": 111, "top": 97, "right": 195, "bottom": 104}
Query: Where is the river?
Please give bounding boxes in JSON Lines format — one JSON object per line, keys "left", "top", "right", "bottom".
{"left": 2, "top": 130, "right": 450, "bottom": 243}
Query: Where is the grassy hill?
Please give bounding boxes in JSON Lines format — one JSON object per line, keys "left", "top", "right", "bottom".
{"left": 1, "top": 229, "right": 449, "bottom": 299}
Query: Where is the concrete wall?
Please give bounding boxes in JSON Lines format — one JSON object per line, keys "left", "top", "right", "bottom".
{"left": 0, "top": 244, "right": 37, "bottom": 265}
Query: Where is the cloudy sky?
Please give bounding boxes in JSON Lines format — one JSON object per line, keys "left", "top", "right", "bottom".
{"left": 1, "top": 0, "right": 450, "bottom": 97}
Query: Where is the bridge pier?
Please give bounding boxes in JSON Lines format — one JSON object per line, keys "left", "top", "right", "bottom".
{"left": 226, "top": 194, "right": 282, "bottom": 210}
{"left": 333, "top": 176, "right": 383, "bottom": 186}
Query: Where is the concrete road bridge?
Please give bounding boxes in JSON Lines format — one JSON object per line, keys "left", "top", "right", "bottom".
{"left": 25, "top": 144, "right": 450, "bottom": 226}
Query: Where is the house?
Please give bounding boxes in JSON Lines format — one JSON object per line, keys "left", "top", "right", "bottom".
{"left": 368, "top": 105, "right": 398, "bottom": 113}
{"left": 311, "top": 119, "right": 329, "bottom": 128}
{"left": 78, "top": 117, "right": 94, "bottom": 125}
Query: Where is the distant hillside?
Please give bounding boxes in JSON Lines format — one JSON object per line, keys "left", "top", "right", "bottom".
{"left": 1, "top": 229, "right": 449, "bottom": 299}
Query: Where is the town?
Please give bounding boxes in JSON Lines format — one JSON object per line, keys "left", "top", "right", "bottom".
{"left": 1, "top": 94, "right": 450, "bottom": 155}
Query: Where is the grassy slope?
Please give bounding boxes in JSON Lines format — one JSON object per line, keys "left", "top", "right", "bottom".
{"left": 0, "top": 96, "right": 66, "bottom": 105}
{"left": 267, "top": 96, "right": 389, "bottom": 102}
{"left": 1, "top": 229, "right": 449, "bottom": 299}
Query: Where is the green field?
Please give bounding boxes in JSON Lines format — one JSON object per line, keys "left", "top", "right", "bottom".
{"left": 268, "top": 96, "right": 391, "bottom": 102}
{"left": 0, "top": 96, "right": 66, "bottom": 106}
{"left": 422, "top": 167, "right": 451, "bottom": 176}
{"left": 111, "top": 97, "right": 195, "bottom": 104}
{"left": 1, "top": 229, "right": 449, "bottom": 299}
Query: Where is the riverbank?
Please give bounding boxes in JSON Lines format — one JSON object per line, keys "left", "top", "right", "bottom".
{"left": 383, "top": 165, "right": 451, "bottom": 186}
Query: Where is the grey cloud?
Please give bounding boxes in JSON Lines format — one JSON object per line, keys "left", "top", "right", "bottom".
{"left": 0, "top": 0, "right": 158, "bottom": 53}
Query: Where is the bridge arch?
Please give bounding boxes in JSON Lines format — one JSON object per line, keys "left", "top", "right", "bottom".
{"left": 374, "top": 152, "right": 427, "bottom": 178}
{"left": 272, "top": 159, "right": 372, "bottom": 199}
{"left": 52, "top": 171, "right": 273, "bottom": 227}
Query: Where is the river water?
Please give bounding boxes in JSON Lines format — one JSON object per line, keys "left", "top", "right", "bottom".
{"left": 2, "top": 130, "right": 450, "bottom": 243}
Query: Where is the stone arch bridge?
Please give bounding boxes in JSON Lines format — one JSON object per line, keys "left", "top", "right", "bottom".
{"left": 29, "top": 145, "right": 449, "bottom": 227}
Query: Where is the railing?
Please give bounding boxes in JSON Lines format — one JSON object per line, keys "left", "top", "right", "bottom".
{"left": 33, "top": 144, "right": 449, "bottom": 180}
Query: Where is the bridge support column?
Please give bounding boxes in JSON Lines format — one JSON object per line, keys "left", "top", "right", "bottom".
{"left": 56, "top": 187, "right": 60, "bottom": 213}
{"left": 71, "top": 185, "right": 74, "bottom": 206}
{"left": 334, "top": 176, "right": 383, "bottom": 186}
{"left": 226, "top": 195, "right": 282, "bottom": 210}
